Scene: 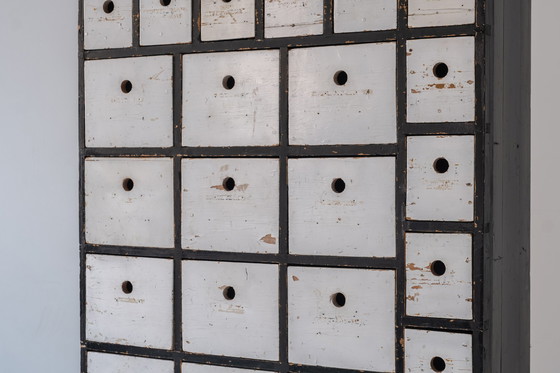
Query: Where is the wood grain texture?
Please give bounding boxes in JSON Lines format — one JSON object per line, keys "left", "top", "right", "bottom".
{"left": 407, "top": 37, "right": 475, "bottom": 123}
{"left": 408, "top": 0, "right": 475, "bottom": 28}
{"left": 85, "top": 158, "right": 174, "bottom": 248}
{"left": 406, "top": 233, "right": 473, "bottom": 319}
{"left": 406, "top": 136, "right": 474, "bottom": 222}
{"left": 201, "top": 0, "right": 256, "bottom": 41}
{"left": 86, "top": 255, "right": 174, "bottom": 349}
{"left": 288, "top": 267, "right": 396, "bottom": 371}
{"left": 264, "top": 0, "right": 323, "bottom": 38}
{"left": 289, "top": 42, "right": 397, "bottom": 145}
{"left": 140, "top": 0, "right": 192, "bottom": 45}
{"left": 334, "top": 0, "right": 397, "bottom": 33}
{"left": 405, "top": 329, "right": 473, "bottom": 372}
{"left": 182, "top": 261, "right": 279, "bottom": 360}
{"left": 85, "top": 56, "right": 173, "bottom": 147}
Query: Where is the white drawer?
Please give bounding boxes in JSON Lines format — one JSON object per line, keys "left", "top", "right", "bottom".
{"left": 201, "top": 0, "right": 255, "bottom": 41}
{"left": 85, "top": 56, "right": 173, "bottom": 148}
{"left": 88, "top": 352, "right": 174, "bottom": 372}
{"left": 334, "top": 0, "right": 397, "bottom": 33}
{"left": 86, "top": 255, "right": 174, "bottom": 349}
{"left": 84, "top": 0, "right": 132, "bottom": 50}
{"left": 140, "top": 0, "right": 192, "bottom": 45}
{"left": 289, "top": 43, "right": 397, "bottom": 145}
{"left": 264, "top": 0, "right": 323, "bottom": 38}
{"left": 85, "top": 157, "right": 174, "bottom": 248}
{"left": 409, "top": 0, "right": 475, "bottom": 28}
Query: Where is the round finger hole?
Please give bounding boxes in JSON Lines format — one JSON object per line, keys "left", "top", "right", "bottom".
{"left": 223, "top": 0, "right": 232, "bottom": 2}
{"left": 331, "top": 292, "right": 346, "bottom": 307}
{"left": 121, "top": 281, "right": 133, "bottom": 294}
{"left": 331, "top": 178, "right": 346, "bottom": 193}
{"left": 223, "top": 286, "right": 236, "bottom": 300}
{"left": 121, "top": 80, "right": 133, "bottom": 94}
{"left": 103, "top": 0, "right": 115, "bottom": 14}
{"left": 430, "top": 260, "right": 447, "bottom": 277}
{"left": 160, "top": 0, "right": 171, "bottom": 5}
{"left": 122, "top": 178, "right": 134, "bottom": 191}
{"left": 433, "top": 62, "right": 449, "bottom": 79}
{"left": 334, "top": 70, "right": 348, "bottom": 86}
{"left": 222, "top": 75, "right": 235, "bottom": 90}
{"left": 433, "top": 157, "right": 450, "bottom": 174}
{"left": 430, "top": 356, "right": 446, "bottom": 372}
{"left": 222, "top": 177, "right": 235, "bottom": 191}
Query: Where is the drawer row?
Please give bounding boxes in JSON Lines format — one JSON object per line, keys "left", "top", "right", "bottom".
{"left": 84, "top": 0, "right": 476, "bottom": 49}
{"left": 85, "top": 37, "right": 476, "bottom": 148}
{"left": 85, "top": 136, "right": 475, "bottom": 250}
{"left": 86, "top": 255, "right": 473, "bottom": 371}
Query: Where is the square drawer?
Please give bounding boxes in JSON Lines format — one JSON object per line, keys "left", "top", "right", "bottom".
{"left": 85, "top": 157, "right": 174, "bottom": 248}
{"left": 289, "top": 157, "right": 395, "bottom": 257}
{"left": 407, "top": 36, "right": 475, "bottom": 123}
{"left": 88, "top": 352, "right": 174, "bottom": 372}
{"left": 405, "top": 329, "right": 473, "bottom": 372}
{"left": 182, "top": 261, "right": 279, "bottom": 360}
{"left": 85, "top": 56, "right": 173, "bottom": 148}
{"left": 289, "top": 43, "right": 396, "bottom": 145}
{"left": 201, "top": 0, "right": 255, "bottom": 41}
{"left": 84, "top": 0, "right": 132, "bottom": 50}
{"left": 140, "top": 0, "right": 192, "bottom": 45}
{"left": 406, "top": 136, "right": 475, "bottom": 222}
{"left": 182, "top": 50, "right": 279, "bottom": 147}
{"left": 183, "top": 364, "right": 274, "bottom": 373}
{"left": 288, "top": 267, "right": 395, "bottom": 371}
{"left": 334, "top": 0, "right": 397, "bottom": 33}
{"left": 406, "top": 233, "right": 473, "bottom": 319}
{"left": 86, "top": 255, "right": 173, "bottom": 349}
{"left": 264, "top": 0, "right": 323, "bottom": 38}
{"left": 408, "top": 0, "right": 475, "bottom": 28}
{"left": 182, "top": 158, "right": 279, "bottom": 253}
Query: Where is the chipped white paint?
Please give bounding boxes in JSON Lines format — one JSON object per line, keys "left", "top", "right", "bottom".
{"left": 182, "top": 158, "right": 279, "bottom": 253}
{"left": 289, "top": 157, "right": 395, "bottom": 257}
{"left": 289, "top": 43, "right": 397, "bottom": 145}
{"left": 264, "top": 0, "right": 323, "bottom": 38}
{"left": 408, "top": 0, "right": 475, "bottom": 28}
{"left": 405, "top": 329, "right": 473, "bottom": 372}
{"left": 140, "top": 0, "right": 192, "bottom": 45}
{"left": 88, "top": 352, "right": 174, "bottom": 372}
{"left": 334, "top": 0, "right": 397, "bottom": 33}
{"left": 183, "top": 261, "right": 279, "bottom": 360}
{"left": 201, "top": 0, "right": 255, "bottom": 41}
{"left": 406, "top": 136, "right": 474, "bottom": 221}
{"left": 406, "top": 233, "right": 473, "bottom": 319}
{"left": 407, "top": 36, "right": 475, "bottom": 123}
{"left": 288, "top": 267, "right": 395, "bottom": 372}
{"left": 84, "top": 0, "right": 133, "bottom": 50}
{"left": 183, "top": 363, "right": 272, "bottom": 373}
{"left": 85, "top": 158, "right": 174, "bottom": 247}
{"left": 182, "top": 50, "right": 279, "bottom": 146}
{"left": 86, "top": 255, "right": 173, "bottom": 349}
{"left": 85, "top": 56, "right": 173, "bottom": 147}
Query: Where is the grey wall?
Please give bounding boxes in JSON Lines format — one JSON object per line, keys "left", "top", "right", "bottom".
{"left": 531, "top": 1, "right": 560, "bottom": 372}
{"left": 0, "top": 0, "right": 554, "bottom": 372}
{"left": 0, "top": 1, "right": 80, "bottom": 372}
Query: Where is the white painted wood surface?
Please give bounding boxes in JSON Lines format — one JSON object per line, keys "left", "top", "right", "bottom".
{"left": 84, "top": 0, "right": 133, "bottom": 50}
{"left": 405, "top": 329, "right": 473, "bottom": 372}
{"left": 182, "top": 158, "right": 279, "bottom": 253}
{"left": 289, "top": 43, "right": 397, "bottom": 145}
{"left": 140, "top": 0, "right": 192, "bottom": 45}
{"left": 408, "top": 0, "right": 475, "bottom": 28}
{"left": 289, "top": 157, "right": 395, "bottom": 257}
{"left": 85, "top": 157, "right": 174, "bottom": 248}
{"left": 407, "top": 36, "right": 475, "bottom": 123}
{"left": 183, "top": 363, "right": 272, "bottom": 373}
{"left": 183, "top": 261, "right": 279, "bottom": 360}
{"left": 182, "top": 50, "right": 279, "bottom": 146}
{"left": 86, "top": 255, "right": 174, "bottom": 349}
{"left": 85, "top": 56, "right": 173, "bottom": 147}
{"left": 264, "top": 0, "right": 323, "bottom": 38}
{"left": 288, "top": 267, "right": 395, "bottom": 372}
{"left": 88, "top": 352, "right": 174, "bottom": 372}
{"left": 406, "top": 136, "right": 474, "bottom": 222}
{"left": 334, "top": 0, "right": 397, "bottom": 33}
{"left": 406, "top": 233, "right": 473, "bottom": 319}
{"left": 201, "top": 0, "right": 255, "bottom": 41}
